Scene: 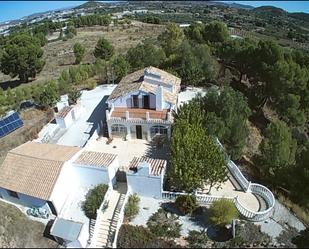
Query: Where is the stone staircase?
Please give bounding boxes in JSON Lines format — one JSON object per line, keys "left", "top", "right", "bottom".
{"left": 93, "top": 184, "right": 127, "bottom": 248}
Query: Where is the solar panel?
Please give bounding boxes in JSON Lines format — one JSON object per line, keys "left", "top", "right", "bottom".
{"left": 0, "top": 111, "right": 24, "bottom": 138}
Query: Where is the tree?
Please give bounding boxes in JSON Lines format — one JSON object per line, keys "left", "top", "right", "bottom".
{"left": 73, "top": 42, "right": 85, "bottom": 64}
{"left": 34, "top": 32, "right": 47, "bottom": 46}
{"left": 200, "top": 87, "right": 251, "bottom": 160}
{"left": 126, "top": 40, "right": 166, "bottom": 70}
{"left": 209, "top": 199, "right": 238, "bottom": 227}
{"left": 124, "top": 194, "right": 140, "bottom": 222}
{"left": 82, "top": 184, "right": 108, "bottom": 219}
{"left": 110, "top": 54, "right": 131, "bottom": 81}
{"left": 94, "top": 37, "right": 114, "bottom": 60}
{"left": 185, "top": 22, "right": 205, "bottom": 43}
{"left": 0, "top": 34, "right": 45, "bottom": 82}
{"left": 203, "top": 21, "right": 229, "bottom": 43}
{"left": 68, "top": 88, "right": 82, "bottom": 105}
{"left": 170, "top": 101, "right": 227, "bottom": 192}
{"left": 175, "top": 195, "right": 198, "bottom": 215}
{"left": 158, "top": 23, "right": 184, "bottom": 56}
{"left": 64, "top": 25, "right": 77, "bottom": 39}
{"left": 36, "top": 81, "right": 60, "bottom": 109}
{"left": 259, "top": 120, "right": 297, "bottom": 185}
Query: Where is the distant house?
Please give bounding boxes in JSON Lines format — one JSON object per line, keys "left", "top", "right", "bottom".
{"left": 106, "top": 66, "right": 181, "bottom": 140}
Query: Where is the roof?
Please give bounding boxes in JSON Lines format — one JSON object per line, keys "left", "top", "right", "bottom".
{"left": 51, "top": 218, "right": 83, "bottom": 241}
{"left": 57, "top": 106, "right": 73, "bottom": 119}
{"left": 74, "top": 151, "right": 117, "bottom": 168}
{"left": 107, "top": 66, "right": 181, "bottom": 104}
{"left": 0, "top": 142, "right": 80, "bottom": 200}
{"left": 128, "top": 156, "right": 167, "bottom": 176}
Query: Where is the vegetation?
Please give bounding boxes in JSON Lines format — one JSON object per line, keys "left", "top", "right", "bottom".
{"left": 73, "top": 43, "right": 86, "bottom": 64}
{"left": 158, "top": 23, "right": 184, "bottom": 56}
{"left": 68, "top": 88, "right": 82, "bottom": 105}
{"left": 147, "top": 208, "right": 182, "bottom": 238}
{"left": 0, "top": 33, "right": 45, "bottom": 82}
{"left": 82, "top": 184, "right": 108, "bottom": 219}
{"left": 186, "top": 230, "right": 209, "bottom": 248}
{"left": 209, "top": 199, "right": 238, "bottom": 227}
{"left": 117, "top": 224, "right": 182, "bottom": 248}
{"left": 126, "top": 39, "right": 166, "bottom": 70}
{"left": 72, "top": 14, "right": 112, "bottom": 27}
{"left": 124, "top": 194, "right": 140, "bottom": 222}
{"left": 94, "top": 37, "right": 115, "bottom": 60}
{"left": 292, "top": 227, "right": 309, "bottom": 248}
{"left": 169, "top": 100, "right": 227, "bottom": 192}
{"left": 259, "top": 120, "right": 297, "bottom": 186}
{"left": 35, "top": 81, "right": 60, "bottom": 109}
{"left": 175, "top": 195, "right": 198, "bottom": 215}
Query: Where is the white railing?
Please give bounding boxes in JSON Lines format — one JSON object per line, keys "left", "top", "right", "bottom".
{"left": 112, "top": 188, "right": 131, "bottom": 248}
{"left": 161, "top": 138, "right": 275, "bottom": 222}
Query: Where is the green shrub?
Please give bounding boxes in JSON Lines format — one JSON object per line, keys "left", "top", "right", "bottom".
{"left": 124, "top": 194, "right": 140, "bottom": 222}
{"left": 209, "top": 199, "right": 238, "bottom": 227}
{"left": 117, "top": 224, "right": 182, "bottom": 248}
{"left": 147, "top": 208, "right": 182, "bottom": 238}
{"left": 86, "top": 79, "right": 97, "bottom": 90}
{"left": 82, "top": 184, "right": 108, "bottom": 219}
{"left": 175, "top": 195, "right": 198, "bottom": 215}
{"left": 186, "top": 230, "right": 209, "bottom": 248}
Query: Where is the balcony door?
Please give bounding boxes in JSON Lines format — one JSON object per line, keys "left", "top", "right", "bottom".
{"left": 143, "top": 95, "right": 150, "bottom": 109}
{"left": 132, "top": 95, "right": 139, "bottom": 108}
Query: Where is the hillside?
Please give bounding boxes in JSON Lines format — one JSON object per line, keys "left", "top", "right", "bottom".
{"left": 74, "top": 1, "right": 105, "bottom": 10}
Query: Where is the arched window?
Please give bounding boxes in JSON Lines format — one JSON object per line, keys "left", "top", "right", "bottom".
{"left": 150, "top": 125, "right": 168, "bottom": 138}
{"left": 111, "top": 124, "right": 127, "bottom": 137}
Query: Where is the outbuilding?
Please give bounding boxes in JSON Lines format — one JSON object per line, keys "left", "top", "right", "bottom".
{"left": 126, "top": 157, "right": 167, "bottom": 199}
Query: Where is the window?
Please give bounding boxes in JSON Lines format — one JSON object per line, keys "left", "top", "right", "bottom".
{"left": 150, "top": 125, "right": 168, "bottom": 138}
{"left": 7, "top": 190, "right": 19, "bottom": 199}
{"left": 111, "top": 124, "right": 127, "bottom": 137}
{"left": 132, "top": 95, "right": 139, "bottom": 108}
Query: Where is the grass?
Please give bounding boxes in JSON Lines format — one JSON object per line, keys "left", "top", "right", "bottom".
{"left": 0, "top": 21, "right": 165, "bottom": 90}
{"left": 0, "top": 201, "right": 57, "bottom": 248}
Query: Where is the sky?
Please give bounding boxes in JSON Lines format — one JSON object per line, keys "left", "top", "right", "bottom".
{"left": 0, "top": 1, "right": 308, "bottom": 23}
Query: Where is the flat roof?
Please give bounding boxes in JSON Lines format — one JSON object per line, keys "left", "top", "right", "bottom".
{"left": 51, "top": 218, "right": 83, "bottom": 242}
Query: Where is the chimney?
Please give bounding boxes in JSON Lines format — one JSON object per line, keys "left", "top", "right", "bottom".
{"left": 156, "top": 85, "right": 164, "bottom": 111}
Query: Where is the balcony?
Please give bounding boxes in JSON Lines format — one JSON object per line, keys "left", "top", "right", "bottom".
{"left": 106, "top": 107, "right": 172, "bottom": 123}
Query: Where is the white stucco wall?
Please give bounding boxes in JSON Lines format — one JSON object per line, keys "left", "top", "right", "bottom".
{"left": 50, "top": 163, "right": 77, "bottom": 215}
{"left": 109, "top": 90, "right": 170, "bottom": 110}
{"left": 0, "top": 188, "right": 51, "bottom": 213}
{"left": 127, "top": 173, "right": 162, "bottom": 199}
{"left": 55, "top": 111, "right": 74, "bottom": 129}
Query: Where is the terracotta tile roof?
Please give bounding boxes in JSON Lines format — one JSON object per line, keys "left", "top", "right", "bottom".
{"left": 107, "top": 67, "right": 180, "bottom": 103}
{"left": 128, "top": 156, "right": 167, "bottom": 176}
{"left": 110, "top": 108, "right": 168, "bottom": 120}
{"left": 57, "top": 106, "right": 73, "bottom": 119}
{"left": 0, "top": 142, "right": 80, "bottom": 200}
{"left": 74, "top": 151, "right": 117, "bottom": 168}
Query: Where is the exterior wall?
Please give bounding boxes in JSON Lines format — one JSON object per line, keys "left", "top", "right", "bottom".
{"left": 50, "top": 163, "right": 77, "bottom": 214}
{"left": 0, "top": 187, "right": 51, "bottom": 213}
{"left": 55, "top": 111, "right": 74, "bottom": 129}
{"left": 127, "top": 173, "right": 162, "bottom": 198}
{"left": 109, "top": 90, "right": 170, "bottom": 110}
{"left": 77, "top": 223, "right": 89, "bottom": 248}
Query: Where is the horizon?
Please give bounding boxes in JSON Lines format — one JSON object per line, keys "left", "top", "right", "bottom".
{"left": 0, "top": 1, "right": 308, "bottom": 23}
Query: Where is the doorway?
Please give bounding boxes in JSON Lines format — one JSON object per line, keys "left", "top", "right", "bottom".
{"left": 136, "top": 125, "right": 142, "bottom": 139}
{"left": 143, "top": 95, "right": 150, "bottom": 109}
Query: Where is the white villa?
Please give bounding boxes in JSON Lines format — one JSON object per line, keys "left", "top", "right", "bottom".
{"left": 106, "top": 66, "right": 181, "bottom": 141}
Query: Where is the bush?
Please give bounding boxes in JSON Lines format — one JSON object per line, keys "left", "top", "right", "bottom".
{"left": 117, "top": 224, "right": 182, "bottom": 248}
{"left": 292, "top": 228, "right": 309, "bottom": 248}
{"left": 147, "top": 208, "right": 182, "bottom": 238}
{"left": 186, "top": 230, "right": 209, "bottom": 248}
{"left": 86, "top": 79, "right": 97, "bottom": 90}
{"left": 175, "top": 195, "right": 198, "bottom": 215}
{"left": 209, "top": 199, "right": 238, "bottom": 227}
{"left": 82, "top": 184, "right": 108, "bottom": 219}
{"left": 124, "top": 194, "right": 140, "bottom": 222}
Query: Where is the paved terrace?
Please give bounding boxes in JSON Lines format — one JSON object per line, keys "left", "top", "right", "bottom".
{"left": 86, "top": 138, "right": 170, "bottom": 168}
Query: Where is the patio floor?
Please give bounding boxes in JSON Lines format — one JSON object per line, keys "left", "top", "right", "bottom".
{"left": 86, "top": 137, "right": 170, "bottom": 168}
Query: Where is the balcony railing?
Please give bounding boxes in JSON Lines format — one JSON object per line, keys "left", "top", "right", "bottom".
{"left": 106, "top": 107, "right": 172, "bottom": 123}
